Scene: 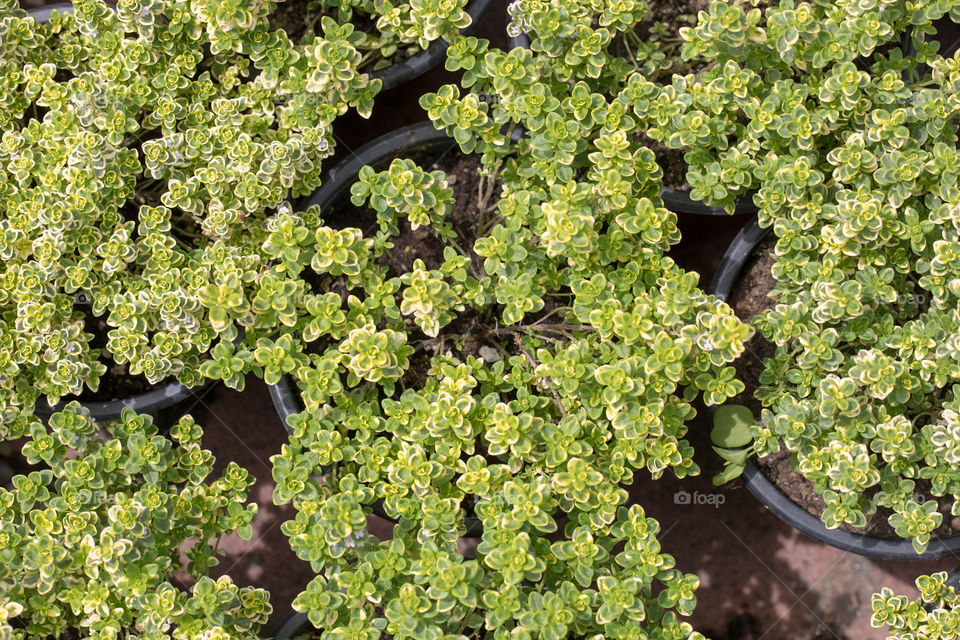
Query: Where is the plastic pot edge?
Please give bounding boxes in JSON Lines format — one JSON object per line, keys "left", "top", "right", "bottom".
{"left": 507, "top": 32, "right": 530, "bottom": 51}
{"left": 369, "top": 0, "right": 497, "bottom": 92}
{"left": 35, "top": 379, "right": 217, "bottom": 422}
{"left": 271, "top": 611, "right": 310, "bottom": 640}
{"left": 708, "top": 217, "right": 960, "bottom": 561}
{"left": 660, "top": 186, "right": 758, "bottom": 217}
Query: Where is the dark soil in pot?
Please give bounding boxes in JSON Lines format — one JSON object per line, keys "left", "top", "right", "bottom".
{"left": 75, "top": 311, "right": 157, "bottom": 403}
{"left": 304, "top": 148, "right": 512, "bottom": 392}
{"left": 614, "top": 0, "right": 711, "bottom": 81}
{"left": 0, "top": 438, "right": 35, "bottom": 489}
{"left": 270, "top": 0, "right": 383, "bottom": 62}
{"left": 724, "top": 233, "right": 777, "bottom": 418}
{"left": 642, "top": 133, "right": 693, "bottom": 192}
{"left": 728, "top": 234, "right": 960, "bottom": 541}
{"left": 307, "top": 144, "right": 567, "bottom": 391}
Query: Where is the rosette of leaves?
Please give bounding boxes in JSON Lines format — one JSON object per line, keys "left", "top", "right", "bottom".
{"left": 0, "top": 403, "right": 269, "bottom": 640}
{"left": 275, "top": 0, "right": 473, "bottom": 71}
{"left": 871, "top": 571, "right": 960, "bottom": 639}
{"left": 646, "top": 0, "right": 960, "bottom": 552}
{"left": 0, "top": 0, "right": 380, "bottom": 435}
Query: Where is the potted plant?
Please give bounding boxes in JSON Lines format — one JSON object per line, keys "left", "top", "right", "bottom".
{"left": 269, "top": 501, "right": 705, "bottom": 640}
{"left": 711, "top": 220, "right": 960, "bottom": 560}
{"left": 657, "top": 1, "right": 960, "bottom": 558}
{"left": 270, "top": 0, "right": 498, "bottom": 92}
{"left": 0, "top": 0, "right": 379, "bottom": 431}
{"left": 871, "top": 566, "right": 960, "bottom": 639}
{"left": 0, "top": 403, "right": 271, "bottom": 638}
{"left": 493, "top": 0, "right": 756, "bottom": 216}
{"left": 263, "top": 80, "right": 749, "bottom": 629}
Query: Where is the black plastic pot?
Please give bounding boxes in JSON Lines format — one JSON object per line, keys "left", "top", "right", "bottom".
{"left": 274, "top": 122, "right": 484, "bottom": 538}
{"left": 660, "top": 186, "right": 757, "bottom": 216}
{"left": 366, "top": 0, "right": 496, "bottom": 92}
{"left": 271, "top": 611, "right": 309, "bottom": 640}
{"left": 948, "top": 565, "right": 960, "bottom": 591}
{"left": 34, "top": 378, "right": 214, "bottom": 423}
{"left": 710, "top": 217, "right": 960, "bottom": 560}
{"left": 507, "top": 32, "right": 530, "bottom": 51}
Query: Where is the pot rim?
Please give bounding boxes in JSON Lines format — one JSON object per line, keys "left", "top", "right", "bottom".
{"left": 35, "top": 379, "right": 214, "bottom": 421}
{"left": 270, "top": 611, "right": 309, "bottom": 640}
{"left": 356, "top": 0, "right": 497, "bottom": 92}
{"left": 659, "top": 185, "right": 758, "bottom": 216}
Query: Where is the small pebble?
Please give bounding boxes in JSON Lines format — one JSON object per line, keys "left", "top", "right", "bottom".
{"left": 479, "top": 345, "right": 502, "bottom": 363}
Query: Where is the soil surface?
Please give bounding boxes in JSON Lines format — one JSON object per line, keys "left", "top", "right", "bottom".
{"left": 729, "top": 234, "right": 960, "bottom": 541}
{"left": 633, "top": 0, "right": 711, "bottom": 78}
{"left": 641, "top": 133, "right": 692, "bottom": 192}
{"left": 74, "top": 312, "right": 156, "bottom": 402}
{"left": 308, "top": 147, "right": 570, "bottom": 393}
{"left": 269, "top": 0, "right": 323, "bottom": 46}
{"left": 726, "top": 233, "right": 778, "bottom": 417}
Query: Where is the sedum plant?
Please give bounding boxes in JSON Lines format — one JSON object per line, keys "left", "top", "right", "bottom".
{"left": 266, "top": 11, "right": 754, "bottom": 627}
{"left": 0, "top": 403, "right": 269, "bottom": 640}
{"left": 647, "top": 0, "right": 960, "bottom": 551}
{"left": 278, "top": 0, "right": 473, "bottom": 70}
{"left": 872, "top": 571, "right": 960, "bottom": 639}
{"left": 0, "top": 0, "right": 379, "bottom": 436}
{"left": 504, "top": 0, "right": 722, "bottom": 83}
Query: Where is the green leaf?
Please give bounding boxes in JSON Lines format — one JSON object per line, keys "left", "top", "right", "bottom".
{"left": 712, "top": 464, "right": 746, "bottom": 486}
{"left": 713, "top": 446, "right": 748, "bottom": 465}
{"left": 711, "top": 405, "right": 755, "bottom": 448}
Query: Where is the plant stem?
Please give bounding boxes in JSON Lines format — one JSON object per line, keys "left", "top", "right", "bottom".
{"left": 516, "top": 337, "right": 567, "bottom": 417}
{"left": 492, "top": 322, "right": 590, "bottom": 334}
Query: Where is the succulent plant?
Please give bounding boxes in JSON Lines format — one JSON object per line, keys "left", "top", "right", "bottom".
{"left": 652, "top": 0, "right": 960, "bottom": 552}
{"left": 0, "top": 0, "right": 379, "bottom": 436}
{"left": 0, "top": 404, "right": 269, "bottom": 640}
